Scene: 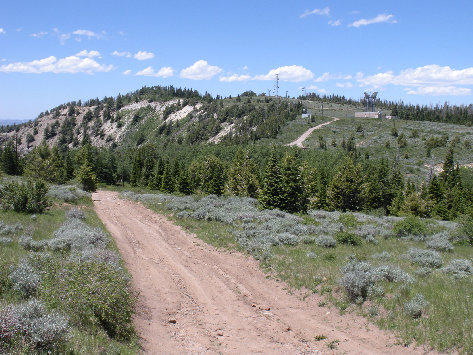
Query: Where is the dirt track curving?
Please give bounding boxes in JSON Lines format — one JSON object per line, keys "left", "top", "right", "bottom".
{"left": 93, "top": 190, "right": 428, "bottom": 354}
{"left": 288, "top": 117, "right": 339, "bottom": 148}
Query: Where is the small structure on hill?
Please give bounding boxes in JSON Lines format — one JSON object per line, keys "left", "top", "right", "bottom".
{"left": 301, "top": 108, "right": 312, "bottom": 119}
{"left": 355, "top": 92, "right": 384, "bottom": 118}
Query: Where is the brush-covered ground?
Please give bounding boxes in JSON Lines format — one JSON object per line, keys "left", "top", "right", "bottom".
{"left": 122, "top": 189, "right": 473, "bottom": 354}
{"left": 272, "top": 113, "right": 473, "bottom": 182}
{"left": 0, "top": 177, "right": 139, "bottom": 354}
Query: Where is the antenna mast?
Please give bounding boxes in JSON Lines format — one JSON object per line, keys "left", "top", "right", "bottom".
{"left": 274, "top": 74, "right": 279, "bottom": 98}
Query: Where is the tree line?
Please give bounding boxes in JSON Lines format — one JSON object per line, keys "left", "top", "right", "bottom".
{"left": 3, "top": 139, "right": 471, "bottom": 221}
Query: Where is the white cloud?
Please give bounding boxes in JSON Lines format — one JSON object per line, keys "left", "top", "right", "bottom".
{"left": 336, "top": 82, "right": 354, "bottom": 88}
{"left": 359, "top": 65, "right": 473, "bottom": 88}
{"left": 300, "top": 7, "right": 330, "bottom": 18}
{"left": 349, "top": 14, "right": 397, "bottom": 27}
{"left": 328, "top": 19, "right": 342, "bottom": 27}
{"left": 0, "top": 55, "right": 114, "bottom": 74}
{"left": 254, "top": 65, "right": 314, "bottom": 82}
{"left": 315, "top": 72, "right": 332, "bottom": 82}
{"left": 123, "top": 69, "right": 132, "bottom": 75}
{"left": 133, "top": 51, "right": 155, "bottom": 60}
{"left": 30, "top": 31, "right": 48, "bottom": 38}
{"left": 405, "top": 86, "right": 471, "bottom": 96}
{"left": 219, "top": 74, "right": 252, "bottom": 82}
{"left": 315, "top": 72, "right": 350, "bottom": 82}
{"left": 76, "top": 50, "right": 101, "bottom": 58}
{"left": 112, "top": 51, "right": 132, "bottom": 58}
{"left": 136, "top": 66, "right": 174, "bottom": 78}
{"left": 304, "top": 85, "right": 327, "bottom": 93}
{"left": 243, "top": 65, "right": 248, "bottom": 70}
{"left": 356, "top": 64, "right": 473, "bottom": 97}
{"left": 180, "top": 60, "right": 222, "bottom": 80}
{"left": 0, "top": 28, "right": 6, "bottom": 35}
{"left": 73, "top": 29, "right": 103, "bottom": 39}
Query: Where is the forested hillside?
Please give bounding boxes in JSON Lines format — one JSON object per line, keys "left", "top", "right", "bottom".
{"left": 1, "top": 85, "right": 473, "bottom": 222}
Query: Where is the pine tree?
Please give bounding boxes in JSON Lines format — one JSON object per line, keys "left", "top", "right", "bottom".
{"left": 151, "top": 157, "right": 165, "bottom": 190}
{"left": 226, "top": 148, "right": 259, "bottom": 198}
{"left": 259, "top": 154, "right": 283, "bottom": 210}
{"left": 201, "top": 156, "right": 226, "bottom": 196}
{"left": 327, "top": 157, "right": 363, "bottom": 212}
{"left": 279, "top": 152, "right": 307, "bottom": 213}
{"left": 130, "top": 151, "right": 143, "bottom": 187}
{"left": 77, "top": 161, "right": 97, "bottom": 192}
{"left": 177, "top": 167, "right": 193, "bottom": 195}
{"left": 161, "top": 162, "right": 175, "bottom": 193}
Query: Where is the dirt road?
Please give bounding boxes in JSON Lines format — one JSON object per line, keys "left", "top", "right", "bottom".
{"left": 288, "top": 117, "right": 339, "bottom": 148}
{"left": 93, "top": 191, "right": 425, "bottom": 354}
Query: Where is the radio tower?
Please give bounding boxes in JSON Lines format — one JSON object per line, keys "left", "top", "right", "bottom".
{"left": 274, "top": 74, "right": 279, "bottom": 98}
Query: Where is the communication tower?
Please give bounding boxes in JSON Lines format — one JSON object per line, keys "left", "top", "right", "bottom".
{"left": 274, "top": 74, "right": 279, "bottom": 98}
{"left": 364, "top": 91, "right": 378, "bottom": 112}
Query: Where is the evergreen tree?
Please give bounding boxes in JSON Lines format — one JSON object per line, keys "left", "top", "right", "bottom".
{"left": 77, "top": 161, "right": 97, "bottom": 192}
{"left": 177, "top": 167, "right": 193, "bottom": 195}
{"left": 151, "top": 157, "right": 165, "bottom": 190}
{"left": 161, "top": 162, "right": 175, "bottom": 193}
{"left": 259, "top": 154, "right": 283, "bottom": 210}
{"left": 1, "top": 140, "right": 19, "bottom": 175}
{"left": 279, "top": 152, "right": 307, "bottom": 213}
{"left": 327, "top": 157, "right": 363, "bottom": 212}
{"left": 226, "top": 148, "right": 259, "bottom": 198}
{"left": 201, "top": 156, "right": 226, "bottom": 195}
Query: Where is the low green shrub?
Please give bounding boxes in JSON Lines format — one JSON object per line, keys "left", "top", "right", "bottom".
{"left": 404, "top": 294, "right": 428, "bottom": 318}
{"left": 0, "top": 180, "right": 50, "bottom": 213}
{"left": 40, "top": 259, "right": 134, "bottom": 340}
{"left": 335, "top": 231, "right": 362, "bottom": 246}
{"left": 393, "top": 215, "right": 426, "bottom": 239}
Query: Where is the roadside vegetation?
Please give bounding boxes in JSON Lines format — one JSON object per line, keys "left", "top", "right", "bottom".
{"left": 0, "top": 176, "right": 138, "bottom": 354}
{"left": 122, "top": 190, "right": 473, "bottom": 353}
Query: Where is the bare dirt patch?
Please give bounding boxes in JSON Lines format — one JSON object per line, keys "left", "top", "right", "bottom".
{"left": 93, "top": 191, "right": 428, "bottom": 354}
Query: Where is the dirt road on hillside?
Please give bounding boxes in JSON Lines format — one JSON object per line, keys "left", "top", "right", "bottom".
{"left": 288, "top": 117, "right": 339, "bottom": 148}
{"left": 93, "top": 191, "right": 427, "bottom": 354}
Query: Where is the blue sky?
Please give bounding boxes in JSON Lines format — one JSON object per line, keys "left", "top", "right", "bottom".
{"left": 1, "top": 0, "right": 473, "bottom": 120}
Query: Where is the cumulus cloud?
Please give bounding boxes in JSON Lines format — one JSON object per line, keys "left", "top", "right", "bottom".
{"left": 303, "top": 85, "right": 327, "bottom": 93}
{"left": 136, "top": 66, "right": 174, "bottom": 78}
{"left": 300, "top": 7, "right": 330, "bottom": 18}
{"left": 73, "top": 29, "right": 104, "bottom": 39}
{"left": 180, "top": 60, "right": 222, "bottom": 80}
{"left": 0, "top": 28, "right": 5, "bottom": 35}
{"left": 336, "top": 82, "right": 354, "bottom": 88}
{"left": 357, "top": 64, "right": 473, "bottom": 96}
{"left": 30, "top": 31, "right": 48, "bottom": 38}
{"left": 0, "top": 55, "right": 114, "bottom": 74}
{"left": 134, "top": 51, "right": 155, "bottom": 60}
{"left": 76, "top": 50, "right": 101, "bottom": 58}
{"left": 405, "top": 86, "right": 471, "bottom": 96}
{"left": 123, "top": 69, "right": 132, "bottom": 75}
{"left": 349, "top": 14, "right": 397, "bottom": 27}
{"left": 328, "top": 19, "right": 342, "bottom": 27}
{"left": 254, "top": 65, "right": 314, "bottom": 82}
{"left": 359, "top": 65, "right": 473, "bottom": 88}
{"left": 315, "top": 72, "right": 351, "bottom": 82}
{"left": 112, "top": 51, "right": 132, "bottom": 58}
{"left": 219, "top": 74, "right": 252, "bottom": 82}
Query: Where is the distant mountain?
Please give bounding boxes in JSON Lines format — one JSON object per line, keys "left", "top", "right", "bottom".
{"left": 0, "top": 119, "right": 29, "bottom": 126}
